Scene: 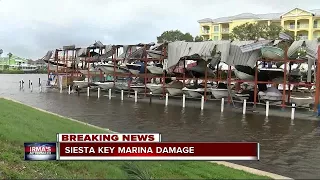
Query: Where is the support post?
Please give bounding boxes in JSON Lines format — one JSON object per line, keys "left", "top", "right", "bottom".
{"left": 38, "top": 78, "right": 41, "bottom": 86}
{"left": 182, "top": 94, "right": 186, "bottom": 108}
{"left": 149, "top": 92, "right": 152, "bottom": 103}
{"left": 98, "top": 87, "right": 100, "bottom": 98}
{"left": 243, "top": 99, "right": 246, "bottom": 115}
{"left": 165, "top": 93, "right": 168, "bottom": 106}
{"left": 109, "top": 89, "right": 112, "bottom": 100}
{"left": 291, "top": 103, "right": 295, "bottom": 120}
{"left": 134, "top": 91, "right": 137, "bottom": 103}
{"left": 201, "top": 96, "right": 204, "bottom": 110}
{"left": 314, "top": 46, "right": 320, "bottom": 111}
{"left": 221, "top": 98, "right": 224, "bottom": 112}
{"left": 87, "top": 87, "right": 90, "bottom": 97}
{"left": 266, "top": 101, "right": 269, "bottom": 117}
{"left": 29, "top": 80, "right": 31, "bottom": 88}
{"left": 121, "top": 90, "right": 124, "bottom": 101}
{"left": 68, "top": 85, "right": 71, "bottom": 95}
{"left": 30, "top": 81, "right": 33, "bottom": 92}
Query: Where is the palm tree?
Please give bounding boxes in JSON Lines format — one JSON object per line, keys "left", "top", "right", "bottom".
{"left": 7, "top": 52, "right": 12, "bottom": 66}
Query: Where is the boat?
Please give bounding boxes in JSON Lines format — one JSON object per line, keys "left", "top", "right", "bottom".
{"left": 290, "top": 96, "right": 314, "bottom": 107}
{"left": 278, "top": 84, "right": 294, "bottom": 91}
{"left": 130, "top": 84, "right": 146, "bottom": 93}
{"left": 258, "top": 87, "right": 283, "bottom": 101}
{"left": 73, "top": 79, "right": 90, "bottom": 89}
{"left": 146, "top": 83, "right": 164, "bottom": 94}
{"left": 165, "top": 80, "right": 183, "bottom": 96}
{"left": 234, "top": 65, "right": 255, "bottom": 80}
{"left": 126, "top": 62, "right": 146, "bottom": 75}
{"left": 211, "top": 83, "right": 229, "bottom": 99}
{"left": 261, "top": 46, "right": 284, "bottom": 60}
{"left": 146, "top": 63, "right": 163, "bottom": 75}
{"left": 147, "top": 50, "right": 163, "bottom": 59}
{"left": 10, "top": 64, "right": 39, "bottom": 73}
{"left": 189, "top": 65, "right": 215, "bottom": 78}
{"left": 94, "top": 81, "right": 114, "bottom": 90}
{"left": 182, "top": 87, "right": 204, "bottom": 98}
{"left": 96, "top": 63, "right": 129, "bottom": 75}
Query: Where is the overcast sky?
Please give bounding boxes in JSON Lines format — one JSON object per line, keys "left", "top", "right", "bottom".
{"left": 0, "top": 0, "right": 318, "bottom": 59}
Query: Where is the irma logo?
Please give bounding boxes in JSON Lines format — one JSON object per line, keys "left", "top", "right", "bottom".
{"left": 24, "top": 143, "right": 57, "bottom": 161}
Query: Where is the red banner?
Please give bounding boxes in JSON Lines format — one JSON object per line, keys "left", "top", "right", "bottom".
{"left": 58, "top": 142, "right": 259, "bottom": 161}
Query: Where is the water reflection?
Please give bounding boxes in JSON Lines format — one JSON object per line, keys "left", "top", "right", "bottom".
{"left": 1, "top": 74, "right": 320, "bottom": 179}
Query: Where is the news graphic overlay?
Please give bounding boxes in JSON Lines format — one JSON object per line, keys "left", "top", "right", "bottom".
{"left": 56, "top": 133, "right": 259, "bottom": 161}
{"left": 24, "top": 143, "right": 57, "bottom": 161}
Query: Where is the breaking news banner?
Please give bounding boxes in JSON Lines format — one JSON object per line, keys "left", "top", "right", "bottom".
{"left": 24, "top": 143, "right": 57, "bottom": 161}
{"left": 57, "top": 133, "right": 161, "bottom": 142}
{"left": 57, "top": 142, "right": 259, "bottom": 161}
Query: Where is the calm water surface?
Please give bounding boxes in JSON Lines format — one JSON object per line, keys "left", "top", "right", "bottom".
{"left": 1, "top": 74, "right": 320, "bottom": 179}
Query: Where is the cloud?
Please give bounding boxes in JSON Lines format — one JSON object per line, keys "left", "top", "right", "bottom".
{"left": 0, "top": 0, "right": 318, "bottom": 59}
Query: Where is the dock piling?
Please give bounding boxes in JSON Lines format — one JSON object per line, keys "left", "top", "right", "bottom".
{"left": 134, "top": 91, "right": 137, "bottom": 102}
{"left": 97, "top": 87, "right": 100, "bottom": 98}
{"left": 108, "top": 89, "right": 111, "bottom": 100}
{"left": 87, "top": 87, "right": 90, "bottom": 97}
{"left": 291, "top": 103, "right": 295, "bottom": 120}
{"left": 243, "top": 99, "right": 247, "bottom": 115}
{"left": 21, "top": 79, "right": 24, "bottom": 88}
{"left": 165, "top": 93, "right": 168, "bottom": 106}
{"left": 221, "top": 98, "right": 224, "bottom": 112}
{"left": 266, "top": 101, "right": 269, "bottom": 117}
{"left": 149, "top": 92, "right": 152, "bottom": 103}
{"left": 30, "top": 81, "right": 33, "bottom": 92}
{"left": 19, "top": 81, "right": 21, "bottom": 88}
{"left": 201, "top": 96, "right": 204, "bottom": 110}
{"left": 121, "top": 90, "right": 124, "bottom": 101}
{"left": 28, "top": 80, "right": 30, "bottom": 88}
{"left": 39, "top": 83, "right": 42, "bottom": 92}
{"left": 38, "top": 78, "right": 41, "bottom": 86}
{"left": 68, "top": 85, "right": 71, "bottom": 95}
{"left": 182, "top": 94, "right": 186, "bottom": 108}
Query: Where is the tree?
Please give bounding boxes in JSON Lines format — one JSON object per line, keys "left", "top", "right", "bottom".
{"left": 230, "top": 22, "right": 286, "bottom": 41}
{"left": 194, "top": 36, "right": 204, "bottom": 42}
{"left": 7, "top": 52, "right": 12, "bottom": 65}
{"left": 157, "top": 30, "right": 194, "bottom": 43}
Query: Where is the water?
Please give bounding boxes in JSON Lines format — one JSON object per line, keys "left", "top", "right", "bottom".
{"left": 2, "top": 74, "right": 320, "bottom": 179}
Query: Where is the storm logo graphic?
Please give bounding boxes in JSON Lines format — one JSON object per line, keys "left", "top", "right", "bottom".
{"left": 24, "top": 143, "right": 57, "bottom": 161}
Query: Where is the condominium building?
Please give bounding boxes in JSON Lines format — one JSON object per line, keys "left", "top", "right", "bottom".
{"left": 198, "top": 8, "right": 320, "bottom": 40}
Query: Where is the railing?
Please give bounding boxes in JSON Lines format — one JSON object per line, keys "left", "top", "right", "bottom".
{"left": 202, "top": 30, "right": 210, "bottom": 34}
{"left": 297, "top": 24, "right": 309, "bottom": 29}
{"left": 222, "top": 28, "right": 229, "bottom": 33}
{"left": 314, "top": 24, "right": 320, "bottom": 28}
{"left": 287, "top": 25, "right": 295, "bottom": 29}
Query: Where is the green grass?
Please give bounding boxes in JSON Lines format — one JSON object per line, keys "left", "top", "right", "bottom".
{"left": 0, "top": 98, "right": 270, "bottom": 179}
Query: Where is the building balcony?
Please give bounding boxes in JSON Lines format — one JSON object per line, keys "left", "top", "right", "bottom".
{"left": 314, "top": 24, "right": 320, "bottom": 29}
{"left": 222, "top": 28, "right": 229, "bottom": 33}
{"left": 297, "top": 24, "right": 309, "bottom": 29}
{"left": 286, "top": 25, "right": 295, "bottom": 29}
{"left": 297, "top": 36, "right": 308, "bottom": 40}
{"left": 202, "top": 30, "right": 210, "bottom": 34}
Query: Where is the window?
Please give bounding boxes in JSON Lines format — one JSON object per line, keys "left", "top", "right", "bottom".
{"left": 214, "top": 26, "right": 219, "bottom": 32}
{"left": 314, "top": 20, "right": 318, "bottom": 28}
{"left": 213, "top": 36, "right": 219, "bottom": 40}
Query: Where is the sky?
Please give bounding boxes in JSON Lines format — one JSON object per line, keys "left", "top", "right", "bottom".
{"left": 0, "top": 0, "right": 318, "bottom": 59}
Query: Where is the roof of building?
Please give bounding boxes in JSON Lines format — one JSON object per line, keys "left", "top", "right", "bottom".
{"left": 198, "top": 8, "right": 320, "bottom": 23}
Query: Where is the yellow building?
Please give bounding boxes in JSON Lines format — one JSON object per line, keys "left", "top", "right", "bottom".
{"left": 198, "top": 8, "right": 320, "bottom": 41}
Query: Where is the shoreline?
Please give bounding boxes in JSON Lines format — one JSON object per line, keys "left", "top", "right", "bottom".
{"left": 2, "top": 96, "right": 292, "bottom": 179}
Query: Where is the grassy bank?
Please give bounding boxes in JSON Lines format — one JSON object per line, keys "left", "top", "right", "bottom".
{"left": 0, "top": 98, "right": 269, "bottom": 179}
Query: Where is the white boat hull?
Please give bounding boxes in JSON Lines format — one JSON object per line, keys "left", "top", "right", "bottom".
{"left": 97, "top": 64, "right": 128, "bottom": 75}
{"left": 146, "top": 84, "right": 164, "bottom": 94}
{"left": 115, "top": 82, "right": 129, "bottom": 90}
{"left": 147, "top": 66, "right": 163, "bottom": 75}
{"left": 211, "top": 89, "right": 229, "bottom": 99}
{"left": 290, "top": 96, "right": 314, "bottom": 106}
{"left": 94, "top": 82, "right": 114, "bottom": 90}
{"left": 131, "top": 86, "right": 145, "bottom": 93}
{"left": 128, "top": 69, "right": 140, "bottom": 75}
{"left": 73, "top": 81, "right": 89, "bottom": 89}
{"left": 182, "top": 88, "right": 204, "bottom": 98}
{"left": 166, "top": 88, "right": 183, "bottom": 96}
{"left": 234, "top": 69, "right": 254, "bottom": 80}
{"left": 79, "top": 69, "right": 101, "bottom": 76}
